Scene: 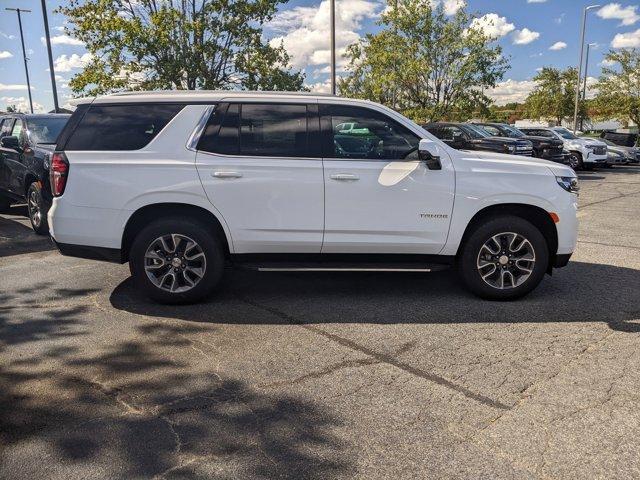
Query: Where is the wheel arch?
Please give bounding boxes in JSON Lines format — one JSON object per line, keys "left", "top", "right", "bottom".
{"left": 456, "top": 203, "right": 559, "bottom": 272}
{"left": 121, "top": 203, "right": 231, "bottom": 263}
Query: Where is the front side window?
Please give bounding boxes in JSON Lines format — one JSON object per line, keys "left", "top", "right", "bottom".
{"left": 0, "top": 118, "right": 14, "bottom": 137}
{"left": 553, "top": 128, "right": 578, "bottom": 140}
{"left": 65, "top": 104, "right": 185, "bottom": 151}
{"left": 501, "top": 125, "right": 525, "bottom": 138}
{"left": 461, "top": 124, "right": 490, "bottom": 139}
{"left": 320, "top": 104, "right": 419, "bottom": 160}
{"left": 198, "top": 103, "right": 309, "bottom": 157}
{"left": 481, "top": 125, "right": 501, "bottom": 136}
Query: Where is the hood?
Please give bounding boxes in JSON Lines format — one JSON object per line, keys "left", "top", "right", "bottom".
{"left": 523, "top": 135, "right": 563, "bottom": 145}
{"left": 574, "top": 138, "right": 606, "bottom": 148}
{"left": 470, "top": 150, "right": 575, "bottom": 177}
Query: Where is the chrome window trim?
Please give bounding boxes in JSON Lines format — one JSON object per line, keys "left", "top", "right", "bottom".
{"left": 186, "top": 104, "right": 216, "bottom": 152}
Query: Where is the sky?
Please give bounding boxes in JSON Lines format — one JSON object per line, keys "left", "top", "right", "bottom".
{"left": 0, "top": 0, "right": 639, "bottom": 112}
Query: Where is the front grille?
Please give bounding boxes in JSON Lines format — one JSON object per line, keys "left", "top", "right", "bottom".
{"left": 591, "top": 146, "right": 606, "bottom": 155}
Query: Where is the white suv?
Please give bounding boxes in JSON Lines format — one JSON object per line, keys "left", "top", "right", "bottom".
{"left": 521, "top": 127, "right": 608, "bottom": 170}
{"left": 48, "top": 91, "right": 579, "bottom": 303}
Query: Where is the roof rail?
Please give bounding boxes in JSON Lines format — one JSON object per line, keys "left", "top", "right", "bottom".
{"left": 107, "top": 90, "right": 337, "bottom": 97}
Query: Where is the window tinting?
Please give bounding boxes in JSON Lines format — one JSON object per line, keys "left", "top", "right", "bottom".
{"left": 320, "top": 105, "right": 419, "bottom": 160}
{"left": 0, "top": 118, "right": 14, "bottom": 137}
{"left": 197, "top": 103, "right": 309, "bottom": 157}
{"left": 65, "top": 104, "right": 185, "bottom": 150}
{"left": 11, "top": 120, "right": 23, "bottom": 138}
{"left": 26, "top": 116, "right": 69, "bottom": 144}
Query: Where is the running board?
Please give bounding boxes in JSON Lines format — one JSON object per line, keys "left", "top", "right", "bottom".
{"left": 235, "top": 262, "right": 451, "bottom": 273}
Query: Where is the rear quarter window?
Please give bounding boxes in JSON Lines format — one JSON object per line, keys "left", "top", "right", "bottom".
{"left": 64, "top": 103, "right": 185, "bottom": 151}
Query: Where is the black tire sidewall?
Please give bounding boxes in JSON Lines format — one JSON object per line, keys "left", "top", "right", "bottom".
{"left": 27, "top": 182, "right": 50, "bottom": 235}
{"left": 458, "top": 216, "right": 549, "bottom": 300}
{"left": 129, "top": 218, "right": 224, "bottom": 304}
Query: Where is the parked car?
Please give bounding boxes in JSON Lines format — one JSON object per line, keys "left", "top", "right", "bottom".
{"left": 601, "top": 138, "right": 640, "bottom": 164}
{"left": 519, "top": 127, "right": 607, "bottom": 170}
{"left": 472, "top": 122, "right": 569, "bottom": 166}
{"left": 600, "top": 131, "right": 638, "bottom": 148}
{"left": 422, "top": 122, "right": 534, "bottom": 156}
{"left": 48, "top": 92, "right": 578, "bottom": 303}
{"left": 0, "top": 113, "right": 70, "bottom": 233}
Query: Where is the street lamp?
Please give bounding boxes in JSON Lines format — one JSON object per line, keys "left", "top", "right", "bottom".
{"left": 41, "top": 0, "right": 60, "bottom": 113}
{"left": 580, "top": 42, "right": 598, "bottom": 131}
{"left": 330, "top": 0, "right": 336, "bottom": 95}
{"left": 573, "top": 4, "right": 600, "bottom": 132}
{"left": 5, "top": 8, "right": 33, "bottom": 114}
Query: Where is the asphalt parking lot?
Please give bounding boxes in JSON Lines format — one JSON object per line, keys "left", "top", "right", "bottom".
{"left": 1, "top": 165, "right": 640, "bottom": 479}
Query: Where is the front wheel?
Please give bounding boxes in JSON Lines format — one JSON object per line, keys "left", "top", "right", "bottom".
{"left": 457, "top": 216, "right": 549, "bottom": 300}
{"left": 27, "top": 182, "right": 50, "bottom": 235}
{"left": 569, "top": 152, "right": 584, "bottom": 170}
{"left": 129, "top": 218, "right": 225, "bottom": 304}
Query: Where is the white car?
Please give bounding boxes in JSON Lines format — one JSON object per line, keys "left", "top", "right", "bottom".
{"left": 521, "top": 127, "right": 607, "bottom": 170}
{"left": 48, "top": 91, "right": 578, "bottom": 303}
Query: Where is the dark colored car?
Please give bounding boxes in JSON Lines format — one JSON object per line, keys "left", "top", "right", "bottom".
{"left": 422, "top": 122, "right": 534, "bottom": 156}
{"left": 473, "top": 122, "right": 567, "bottom": 164}
{"left": 600, "top": 131, "right": 638, "bottom": 148}
{"left": 0, "top": 113, "right": 70, "bottom": 234}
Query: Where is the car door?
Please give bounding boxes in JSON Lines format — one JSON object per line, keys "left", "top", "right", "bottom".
{"left": 320, "top": 102, "right": 455, "bottom": 254}
{"left": 195, "top": 101, "right": 324, "bottom": 253}
{"left": 3, "top": 118, "right": 28, "bottom": 196}
{"left": 0, "top": 117, "right": 23, "bottom": 195}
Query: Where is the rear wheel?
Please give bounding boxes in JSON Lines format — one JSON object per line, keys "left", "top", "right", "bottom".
{"left": 457, "top": 215, "right": 549, "bottom": 300}
{"left": 129, "top": 217, "right": 225, "bottom": 304}
{"left": 27, "top": 182, "right": 50, "bottom": 235}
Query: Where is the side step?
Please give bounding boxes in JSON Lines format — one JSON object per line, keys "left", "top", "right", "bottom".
{"left": 235, "top": 262, "right": 451, "bottom": 273}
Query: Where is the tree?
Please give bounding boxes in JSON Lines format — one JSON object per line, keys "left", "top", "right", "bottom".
{"left": 524, "top": 67, "right": 583, "bottom": 125}
{"left": 592, "top": 49, "right": 640, "bottom": 128}
{"left": 339, "top": 0, "right": 509, "bottom": 122}
{"left": 6, "top": 105, "right": 18, "bottom": 113}
{"left": 59, "top": 0, "right": 306, "bottom": 95}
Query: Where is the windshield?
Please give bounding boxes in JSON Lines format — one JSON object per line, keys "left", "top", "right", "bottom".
{"left": 602, "top": 139, "right": 620, "bottom": 147}
{"left": 501, "top": 125, "right": 525, "bottom": 138}
{"left": 26, "top": 116, "right": 69, "bottom": 144}
{"left": 462, "top": 124, "right": 490, "bottom": 139}
{"left": 553, "top": 128, "right": 578, "bottom": 140}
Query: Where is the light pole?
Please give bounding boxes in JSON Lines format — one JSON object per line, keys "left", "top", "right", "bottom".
{"left": 5, "top": 8, "right": 33, "bottom": 114}
{"left": 330, "top": 0, "right": 336, "bottom": 95}
{"left": 580, "top": 42, "right": 597, "bottom": 131}
{"left": 573, "top": 4, "right": 600, "bottom": 132}
{"left": 41, "top": 0, "right": 60, "bottom": 113}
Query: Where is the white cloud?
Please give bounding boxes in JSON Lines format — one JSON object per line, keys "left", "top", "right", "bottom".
{"left": 306, "top": 78, "right": 332, "bottom": 94}
{"left": 268, "top": 0, "right": 381, "bottom": 71}
{"left": 0, "top": 83, "right": 31, "bottom": 91}
{"left": 469, "top": 13, "right": 515, "bottom": 39}
{"left": 597, "top": 3, "right": 640, "bottom": 26}
{"left": 41, "top": 34, "right": 85, "bottom": 46}
{"left": 441, "top": 0, "right": 465, "bottom": 16}
{"left": 512, "top": 28, "right": 540, "bottom": 45}
{"left": 611, "top": 28, "right": 640, "bottom": 47}
{"left": 0, "top": 31, "right": 16, "bottom": 40}
{"left": 0, "top": 51, "right": 13, "bottom": 60}
{"left": 486, "top": 79, "right": 537, "bottom": 105}
{"left": 53, "top": 53, "right": 93, "bottom": 72}
{"left": 1, "top": 96, "right": 44, "bottom": 113}
{"left": 601, "top": 58, "right": 618, "bottom": 66}
{"left": 549, "top": 41, "right": 567, "bottom": 50}
{"left": 527, "top": 0, "right": 547, "bottom": 3}
{"left": 555, "top": 13, "right": 566, "bottom": 25}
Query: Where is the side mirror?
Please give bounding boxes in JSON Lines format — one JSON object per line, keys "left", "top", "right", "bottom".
{"left": 418, "top": 139, "right": 442, "bottom": 170}
{"left": 0, "top": 136, "right": 21, "bottom": 151}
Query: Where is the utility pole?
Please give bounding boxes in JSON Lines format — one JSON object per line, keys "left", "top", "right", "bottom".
{"left": 41, "top": 0, "right": 60, "bottom": 113}
{"left": 330, "top": 0, "right": 336, "bottom": 95}
{"left": 580, "top": 42, "right": 597, "bottom": 131}
{"left": 5, "top": 8, "right": 33, "bottom": 114}
{"left": 573, "top": 4, "right": 600, "bottom": 132}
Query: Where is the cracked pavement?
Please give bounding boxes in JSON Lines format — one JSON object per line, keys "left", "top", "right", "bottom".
{"left": 1, "top": 166, "right": 640, "bottom": 479}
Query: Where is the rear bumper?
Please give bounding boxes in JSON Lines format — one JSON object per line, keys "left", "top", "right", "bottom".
{"left": 52, "top": 239, "right": 124, "bottom": 264}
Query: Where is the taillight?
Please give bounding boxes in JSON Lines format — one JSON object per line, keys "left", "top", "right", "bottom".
{"left": 50, "top": 152, "right": 69, "bottom": 197}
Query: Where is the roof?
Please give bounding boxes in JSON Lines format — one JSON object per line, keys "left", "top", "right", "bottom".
{"left": 74, "top": 90, "right": 342, "bottom": 106}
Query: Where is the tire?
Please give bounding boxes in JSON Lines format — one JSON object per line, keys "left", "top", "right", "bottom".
{"left": 570, "top": 152, "right": 584, "bottom": 170}
{"left": 457, "top": 215, "right": 549, "bottom": 300}
{"left": 27, "top": 182, "right": 50, "bottom": 235}
{"left": 129, "top": 217, "right": 225, "bottom": 304}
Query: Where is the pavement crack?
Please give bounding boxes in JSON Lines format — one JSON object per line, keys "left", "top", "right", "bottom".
{"left": 237, "top": 296, "right": 510, "bottom": 411}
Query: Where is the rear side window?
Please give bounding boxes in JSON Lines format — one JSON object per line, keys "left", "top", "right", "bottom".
{"left": 197, "top": 103, "right": 310, "bottom": 158}
{"left": 65, "top": 104, "right": 185, "bottom": 151}
{"left": 0, "top": 118, "right": 14, "bottom": 137}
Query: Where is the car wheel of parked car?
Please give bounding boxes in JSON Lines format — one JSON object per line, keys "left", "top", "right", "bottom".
{"left": 129, "top": 217, "right": 225, "bottom": 304}
{"left": 27, "top": 182, "right": 50, "bottom": 235}
{"left": 457, "top": 215, "right": 549, "bottom": 300}
{"left": 570, "top": 152, "right": 584, "bottom": 170}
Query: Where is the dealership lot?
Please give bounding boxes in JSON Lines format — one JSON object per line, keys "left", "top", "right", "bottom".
{"left": 1, "top": 166, "right": 639, "bottom": 479}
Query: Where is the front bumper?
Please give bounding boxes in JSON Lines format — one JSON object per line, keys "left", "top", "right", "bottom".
{"left": 553, "top": 253, "right": 572, "bottom": 268}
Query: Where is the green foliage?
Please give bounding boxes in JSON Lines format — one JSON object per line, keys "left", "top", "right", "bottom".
{"left": 593, "top": 49, "right": 640, "bottom": 128}
{"left": 58, "top": 0, "right": 306, "bottom": 95}
{"left": 524, "top": 67, "right": 583, "bottom": 125}
{"left": 6, "top": 105, "right": 18, "bottom": 113}
{"left": 339, "top": 0, "right": 509, "bottom": 123}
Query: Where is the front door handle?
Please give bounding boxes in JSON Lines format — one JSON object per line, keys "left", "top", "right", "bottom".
{"left": 330, "top": 173, "right": 359, "bottom": 181}
{"left": 212, "top": 171, "right": 242, "bottom": 179}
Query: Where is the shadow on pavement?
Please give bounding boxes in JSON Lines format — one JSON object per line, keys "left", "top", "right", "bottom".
{"left": 109, "top": 261, "right": 640, "bottom": 333}
{"left": 0, "top": 205, "right": 54, "bottom": 257}
{"left": 0, "top": 285, "right": 349, "bottom": 479}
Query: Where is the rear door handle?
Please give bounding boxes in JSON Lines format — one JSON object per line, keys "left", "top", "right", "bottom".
{"left": 330, "top": 173, "right": 359, "bottom": 181}
{"left": 212, "top": 171, "right": 242, "bottom": 179}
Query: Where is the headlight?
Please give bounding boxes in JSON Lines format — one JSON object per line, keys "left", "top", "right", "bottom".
{"left": 506, "top": 145, "right": 516, "bottom": 153}
{"left": 556, "top": 176, "right": 579, "bottom": 194}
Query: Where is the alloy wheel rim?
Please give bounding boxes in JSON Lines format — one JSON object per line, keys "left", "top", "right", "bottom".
{"left": 144, "top": 234, "right": 206, "bottom": 293}
{"left": 28, "top": 190, "right": 41, "bottom": 226}
{"left": 476, "top": 232, "right": 536, "bottom": 290}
